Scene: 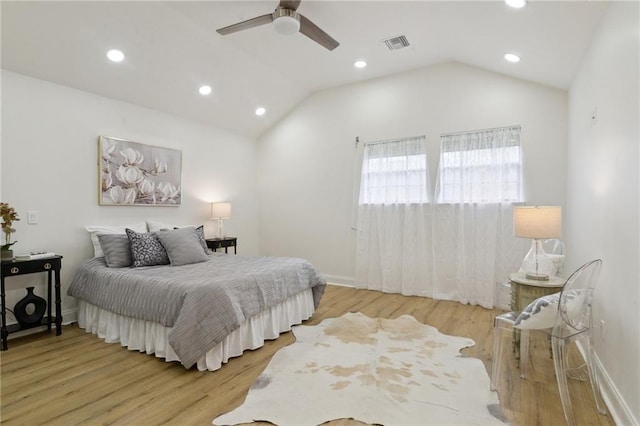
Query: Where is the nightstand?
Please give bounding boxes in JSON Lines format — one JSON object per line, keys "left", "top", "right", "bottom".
{"left": 0, "top": 255, "right": 63, "bottom": 350}
{"left": 509, "top": 272, "right": 565, "bottom": 362}
{"left": 509, "top": 272, "right": 565, "bottom": 312}
{"left": 206, "top": 237, "right": 237, "bottom": 254}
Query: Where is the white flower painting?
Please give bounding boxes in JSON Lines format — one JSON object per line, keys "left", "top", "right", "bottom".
{"left": 98, "top": 136, "right": 182, "bottom": 206}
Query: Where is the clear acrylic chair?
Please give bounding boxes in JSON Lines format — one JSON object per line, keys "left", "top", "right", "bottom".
{"left": 548, "top": 259, "right": 607, "bottom": 424}
{"left": 490, "top": 310, "right": 520, "bottom": 392}
{"left": 491, "top": 259, "right": 608, "bottom": 425}
{"left": 543, "top": 238, "right": 566, "bottom": 277}
{"left": 542, "top": 238, "right": 564, "bottom": 255}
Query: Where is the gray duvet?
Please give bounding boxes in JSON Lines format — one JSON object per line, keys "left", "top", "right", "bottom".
{"left": 68, "top": 253, "right": 326, "bottom": 368}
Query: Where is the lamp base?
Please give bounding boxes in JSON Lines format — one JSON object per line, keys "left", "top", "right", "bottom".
{"left": 217, "top": 218, "right": 226, "bottom": 239}
{"left": 524, "top": 272, "right": 550, "bottom": 281}
{"left": 520, "top": 239, "right": 554, "bottom": 280}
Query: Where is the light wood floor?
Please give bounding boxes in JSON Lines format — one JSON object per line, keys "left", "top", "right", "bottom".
{"left": 1, "top": 285, "right": 613, "bottom": 425}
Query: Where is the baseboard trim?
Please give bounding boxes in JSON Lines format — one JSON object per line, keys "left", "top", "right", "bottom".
{"left": 63, "top": 307, "right": 79, "bottom": 325}
{"left": 327, "top": 282, "right": 355, "bottom": 288}
{"left": 6, "top": 307, "right": 78, "bottom": 340}
{"left": 322, "top": 274, "right": 355, "bottom": 287}
{"left": 595, "top": 350, "right": 639, "bottom": 425}
{"left": 575, "top": 340, "right": 638, "bottom": 425}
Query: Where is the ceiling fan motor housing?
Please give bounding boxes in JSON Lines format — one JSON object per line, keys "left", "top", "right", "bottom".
{"left": 272, "top": 8, "right": 300, "bottom": 35}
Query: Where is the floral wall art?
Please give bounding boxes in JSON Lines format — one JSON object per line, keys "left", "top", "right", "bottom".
{"left": 99, "top": 136, "right": 182, "bottom": 206}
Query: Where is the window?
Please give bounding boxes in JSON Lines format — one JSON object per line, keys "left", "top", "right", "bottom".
{"left": 359, "top": 136, "right": 429, "bottom": 204}
{"left": 436, "top": 126, "right": 522, "bottom": 203}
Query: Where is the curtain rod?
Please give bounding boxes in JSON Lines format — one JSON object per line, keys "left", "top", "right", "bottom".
{"left": 440, "top": 125, "right": 521, "bottom": 137}
{"left": 356, "top": 134, "right": 426, "bottom": 147}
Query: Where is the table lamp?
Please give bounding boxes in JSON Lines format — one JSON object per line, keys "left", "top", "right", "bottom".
{"left": 513, "top": 206, "right": 562, "bottom": 281}
{"left": 211, "top": 202, "right": 231, "bottom": 238}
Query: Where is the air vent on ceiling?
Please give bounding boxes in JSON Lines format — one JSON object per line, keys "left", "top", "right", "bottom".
{"left": 383, "top": 35, "right": 410, "bottom": 51}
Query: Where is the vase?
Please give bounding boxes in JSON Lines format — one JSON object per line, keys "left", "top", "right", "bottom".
{"left": 14, "top": 287, "right": 47, "bottom": 327}
{"left": 1, "top": 249, "right": 13, "bottom": 261}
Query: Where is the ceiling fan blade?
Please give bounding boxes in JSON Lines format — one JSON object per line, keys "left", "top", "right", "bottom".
{"left": 299, "top": 14, "right": 339, "bottom": 51}
{"left": 217, "top": 13, "right": 273, "bottom": 35}
{"left": 279, "top": 0, "right": 302, "bottom": 11}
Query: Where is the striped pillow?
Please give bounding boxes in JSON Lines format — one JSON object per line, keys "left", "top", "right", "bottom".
{"left": 156, "top": 227, "right": 209, "bottom": 266}
{"left": 172, "top": 225, "right": 208, "bottom": 254}
{"left": 97, "top": 234, "right": 132, "bottom": 267}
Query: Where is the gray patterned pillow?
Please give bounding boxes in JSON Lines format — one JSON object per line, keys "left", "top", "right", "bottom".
{"left": 194, "top": 225, "right": 208, "bottom": 253}
{"left": 514, "top": 289, "right": 584, "bottom": 330}
{"left": 156, "top": 227, "right": 209, "bottom": 266}
{"left": 125, "top": 228, "right": 170, "bottom": 267}
{"left": 97, "top": 234, "right": 132, "bottom": 267}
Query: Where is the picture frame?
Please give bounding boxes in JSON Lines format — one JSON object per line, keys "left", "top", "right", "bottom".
{"left": 98, "top": 136, "right": 182, "bottom": 206}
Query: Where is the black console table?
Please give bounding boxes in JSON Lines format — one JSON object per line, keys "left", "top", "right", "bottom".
{"left": 0, "top": 255, "right": 63, "bottom": 350}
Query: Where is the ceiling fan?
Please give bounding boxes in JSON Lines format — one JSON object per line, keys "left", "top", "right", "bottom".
{"left": 216, "top": 0, "right": 340, "bottom": 51}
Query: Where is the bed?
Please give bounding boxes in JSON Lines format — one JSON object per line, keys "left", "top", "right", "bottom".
{"left": 68, "top": 251, "right": 326, "bottom": 371}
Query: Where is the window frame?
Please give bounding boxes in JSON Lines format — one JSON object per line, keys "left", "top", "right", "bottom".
{"left": 436, "top": 126, "right": 523, "bottom": 204}
{"left": 358, "top": 136, "right": 430, "bottom": 205}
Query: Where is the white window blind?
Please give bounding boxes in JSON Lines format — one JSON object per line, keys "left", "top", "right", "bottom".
{"left": 359, "top": 136, "right": 429, "bottom": 204}
{"left": 436, "top": 126, "right": 522, "bottom": 203}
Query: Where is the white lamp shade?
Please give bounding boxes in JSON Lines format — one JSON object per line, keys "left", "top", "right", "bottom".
{"left": 211, "top": 202, "right": 231, "bottom": 219}
{"left": 513, "top": 206, "right": 561, "bottom": 239}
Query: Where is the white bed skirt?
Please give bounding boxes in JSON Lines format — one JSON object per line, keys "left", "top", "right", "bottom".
{"left": 77, "top": 288, "right": 316, "bottom": 371}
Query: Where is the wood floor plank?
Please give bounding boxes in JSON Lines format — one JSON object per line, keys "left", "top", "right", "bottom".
{"left": 0, "top": 285, "right": 614, "bottom": 425}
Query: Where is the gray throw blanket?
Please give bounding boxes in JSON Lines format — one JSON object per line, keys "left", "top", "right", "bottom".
{"left": 68, "top": 254, "right": 326, "bottom": 368}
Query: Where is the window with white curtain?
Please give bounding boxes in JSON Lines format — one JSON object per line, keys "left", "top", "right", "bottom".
{"left": 359, "top": 136, "right": 429, "bottom": 204}
{"left": 436, "top": 126, "right": 522, "bottom": 203}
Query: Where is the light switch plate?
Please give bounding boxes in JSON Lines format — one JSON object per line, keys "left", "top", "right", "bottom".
{"left": 27, "top": 210, "right": 38, "bottom": 224}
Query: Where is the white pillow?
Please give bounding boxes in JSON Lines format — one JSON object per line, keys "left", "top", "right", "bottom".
{"left": 147, "top": 220, "right": 201, "bottom": 232}
{"left": 146, "top": 220, "right": 175, "bottom": 233}
{"left": 86, "top": 222, "right": 147, "bottom": 257}
{"left": 514, "top": 289, "right": 585, "bottom": 330}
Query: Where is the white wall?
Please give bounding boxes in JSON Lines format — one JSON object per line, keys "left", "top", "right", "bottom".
{"left": 567, "top": 2, "right": 639, "bottom": 424}
{"left": 1, "top": 71, "right": 260, "bottom": 321}
{"left": 258, "top": 62, "right": 568, "bottom": 283}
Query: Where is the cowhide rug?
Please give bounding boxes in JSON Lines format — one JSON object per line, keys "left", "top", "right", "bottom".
{"left": 213, "top": 312, "right": 507, "bottom": 426}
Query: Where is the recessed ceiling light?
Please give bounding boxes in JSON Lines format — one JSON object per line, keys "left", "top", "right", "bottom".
{"left": 504, "top": 53, "right": 521, "bottom": 63}
{"left": 106, "top": 49, "right": 125, "bottom": 63}
{"left": 199, "top": 85, "right": 212, "bottom": 96}
{"left": 255, "top": 107, "right": 266, "bottom": 116}
{"left": 505, "top": 0, "right": 527, "bottom": 8}
{"left": 354, "top": 60, "right": 367, "bottom": 69}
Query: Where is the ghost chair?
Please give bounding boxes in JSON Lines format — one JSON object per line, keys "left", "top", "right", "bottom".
{"left": 543, "top": 238, "right": 566, "bottom": 277}
{"left": 491, "top": 259, "right": 607, "bottom": 425}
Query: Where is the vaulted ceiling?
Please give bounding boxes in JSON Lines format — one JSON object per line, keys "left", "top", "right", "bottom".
{"left": 1, "top": 1, "right": 608, "bottom": 138}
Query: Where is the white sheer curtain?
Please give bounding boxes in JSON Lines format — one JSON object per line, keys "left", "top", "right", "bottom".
{"left": 433, "top": 126, "right": 525, "bottom": 308}
{"left": 355, "top": 136, "right": 433, "bottom": 296}
{"left": 355, "top": 128, "right": 525, "bottom": 307}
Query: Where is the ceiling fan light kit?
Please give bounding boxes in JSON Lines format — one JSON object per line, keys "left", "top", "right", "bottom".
{"left": 273, "top": 9, "right": 300, "bottom": 35}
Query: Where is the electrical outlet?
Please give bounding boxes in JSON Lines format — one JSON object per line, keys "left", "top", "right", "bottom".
{"left": 599, "top": 319, "right": 605, "bottom": 341}
{"left": 27, "top": 210, "right": 38, "bottom": 224}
